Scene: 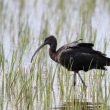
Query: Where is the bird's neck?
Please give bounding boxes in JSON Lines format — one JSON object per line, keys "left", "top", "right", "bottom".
{"left": 49, "top": 44, "right": 57, "bottom": 62}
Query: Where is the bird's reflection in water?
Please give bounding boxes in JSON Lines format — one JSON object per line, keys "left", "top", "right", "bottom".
{"left": 52, "top": 99, "right": 107, "bottom": 110}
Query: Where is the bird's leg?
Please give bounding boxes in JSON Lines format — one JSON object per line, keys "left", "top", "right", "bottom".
{"left": 73, "top": 72, "right": 77, "bottom": 86}
{"left": 77, "top": 72, "right": 87, "bottom": 88}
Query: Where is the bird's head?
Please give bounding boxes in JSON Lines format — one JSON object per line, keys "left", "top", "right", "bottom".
{"left": 44, "top": 35, "right": 56, "bottom": 45}
{"left": 31, "top": 35, "right": 56, "bottom": 62}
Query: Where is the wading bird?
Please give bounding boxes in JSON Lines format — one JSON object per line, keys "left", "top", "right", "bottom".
{"left": 31, "top": 35, "right": 110, "bottom": 87}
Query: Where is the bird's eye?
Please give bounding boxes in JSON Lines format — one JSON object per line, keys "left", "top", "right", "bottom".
{"left": 44, "top": 39, "right": 50, "bottom": 44}
{"left": 44, "top": 38, "right": 47, "bottom": 42}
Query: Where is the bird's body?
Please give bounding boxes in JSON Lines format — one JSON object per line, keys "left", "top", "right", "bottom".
{"left": 48, "top": 38, "right": 110, "bottom": 72}
{"left": 31, "top": 35, "right": 110, "bottom": 87}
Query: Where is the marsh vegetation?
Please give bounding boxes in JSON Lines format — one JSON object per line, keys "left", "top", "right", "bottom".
{"left": 0, "top": 0, "right": 110, "bottom": 110}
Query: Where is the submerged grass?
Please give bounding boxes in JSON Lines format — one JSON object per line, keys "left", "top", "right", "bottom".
{"left": 0, "top": 0, "right": 110, "bottom": 110}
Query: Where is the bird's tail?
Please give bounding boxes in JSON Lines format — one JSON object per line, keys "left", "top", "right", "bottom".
{"left": 107, "top": 58, "right": 110, "bottom": 66}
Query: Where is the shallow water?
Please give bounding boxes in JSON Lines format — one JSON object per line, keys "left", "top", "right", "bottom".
{"left": 0, "top": 0, "right": 110, "bottom": 109}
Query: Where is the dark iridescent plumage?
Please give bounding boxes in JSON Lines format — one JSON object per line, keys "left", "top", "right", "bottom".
{"left": 31, "top": 35, "right": 110, "bottom": 87}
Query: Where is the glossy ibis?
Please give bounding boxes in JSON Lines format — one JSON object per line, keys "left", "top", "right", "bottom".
{"left": 31, "top": 35, "right": 110, "bottom": 87}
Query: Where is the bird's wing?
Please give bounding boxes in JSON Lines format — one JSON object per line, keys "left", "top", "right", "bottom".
{"left": 76, "top": 43, "right": 106, "bottom": 56}
{"left": 77, "top": 43, "right": 94, "bottom": 48}
{"left": 58, "top": 47, "right": 107, "bottom": 71}
{"left": 57, "top": 42, "right": 106, "bottom": 64}
{"left": 62, "top": 42, "right": 94, "bottom": 49}
{"left": 57, "top": 43, "right": 106, "bottom": 64}
{"left": 57, "top": 42, "right": 94, "bottom": 53}
{"left": 58, "top": 48, "right": 95, "bottom": 71}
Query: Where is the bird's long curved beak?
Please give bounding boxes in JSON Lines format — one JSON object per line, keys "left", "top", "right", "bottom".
{"left": 31, "top": 43, "right": 46, "bottom": 62}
